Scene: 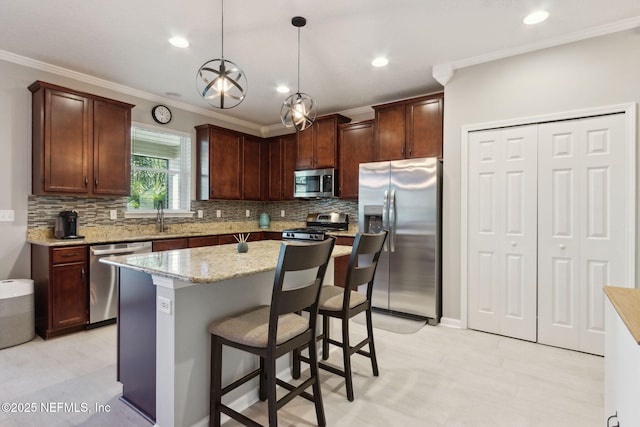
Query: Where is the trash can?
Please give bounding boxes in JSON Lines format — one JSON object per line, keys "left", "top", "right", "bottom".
{"left": 0, "top": 279, "right": 35, "bottom": 349}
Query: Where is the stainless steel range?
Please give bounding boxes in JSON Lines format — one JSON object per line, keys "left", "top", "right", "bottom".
{"left": 282, "top": 213, "right": 348, "bottom": 241}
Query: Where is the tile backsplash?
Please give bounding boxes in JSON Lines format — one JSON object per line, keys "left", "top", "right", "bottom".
{"left": 28, "top": 195, "right": 358, "bottom": 230}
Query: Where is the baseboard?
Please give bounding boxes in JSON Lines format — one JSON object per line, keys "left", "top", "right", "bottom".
{"left": 439, "top": 317, "right": 462, "bottom": 329}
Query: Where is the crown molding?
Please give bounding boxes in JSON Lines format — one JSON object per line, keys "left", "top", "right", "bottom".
{"left": 435, "top": 15, "right": 640, "bottom": 79}
{"left": 0, "top": 49, "right": 263, "bottom": 133}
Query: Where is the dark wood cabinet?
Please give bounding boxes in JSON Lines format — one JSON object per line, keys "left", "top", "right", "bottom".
{"left": 32, "top": 245, "right": 89, "bottom": 339}
{"left": 218, "top": 233, "right": 263, "bottom": 245}
{"left": 296, "top": 114, "right": 351, "bottom": 169}
{"left": 333, "top": 236, "right": 355, "bottom": 288}
{"left": 196, "top": 124, "right": 268, "bottom": 201}
{"left": 262, "top": 232, "right": 283, "bottom": 241}
{"left": 242, "top": 135, "right": 264, "bottom": 200}
{"left": 196, "top": 124, "right": 243, "bottom": 200}
{"left": 152, "top": 238, "right": 189, "bottom": 252}
{"left": 373, "top": 93, "right": 443, "bottom": 161}
{"left": 268, "top": 133, "right": 297, "bottom": 200}
{"left": 338, "top": 120, "right": 375, "bottom": 199}
{"left": 188, "top": 235, "right": 219, "bottom": 248}
{"left": 29, "top": 81, "right": 133, "bottom": 196}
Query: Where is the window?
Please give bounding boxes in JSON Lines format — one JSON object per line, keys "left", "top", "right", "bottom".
{"left": 127, "top": 123, "right": 191, "bottom": 213}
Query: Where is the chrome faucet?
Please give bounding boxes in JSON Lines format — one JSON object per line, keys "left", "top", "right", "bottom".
{"left": 157, "top": 200, "right": 165, "bottom": 233}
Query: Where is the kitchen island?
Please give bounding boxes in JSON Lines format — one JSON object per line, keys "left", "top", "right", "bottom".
{"left": 101, "top": 239, "right": 351, "bottom": 427}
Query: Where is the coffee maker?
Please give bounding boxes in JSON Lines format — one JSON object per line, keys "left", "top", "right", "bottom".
{"left": 54, "top": 210, "right": 81, "bottom": 239}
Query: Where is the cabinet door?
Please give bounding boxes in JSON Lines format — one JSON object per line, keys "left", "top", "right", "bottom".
{"left": 242, "top": 136, "right": 263, "bottom": 200}
{"left": 210, "top": 128, "right": 242, "bottom": 199}
{"left": 374, "top": 104, "right": 405, "bottom": 161}
{"left": 51, "top": 263, "right": 88, "bottom": 329}
{"left": 152, "top": 238, "right": 189, "bottom": 252}
{"left": 333, "top": 236, "right": 355, "bottom": 288}
{"left": 281, "top": 134, "right": 297, "bottom": 200}
{"left": 338, "top": 121, "right": 374, "bottom": 199}
{"left": 43, "top": 88, "right": 91, "bottom": 194}
{"left": 314, "top": 117, "right": 338, "bottom": 169}
{"left": 93, "top": 100, "right": 132, "bottom": 195}
{"left": 406, "top": 95, "right": 443, "bottom": 159}
{"left": 296, "top": 126, "right": 314, "bottom": 169}
{"left": 188, "top": 236, "right": 219, "bottom": 248}
{"left": 268, "top": 138, "right": 283, "bottom": 200}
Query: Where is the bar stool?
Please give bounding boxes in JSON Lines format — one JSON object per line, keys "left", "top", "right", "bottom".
{"left": 293, "top": 231, "right": 387, "bottom": 401}
{"left": 208, "top": 237, "right": 336, "bottom": 427}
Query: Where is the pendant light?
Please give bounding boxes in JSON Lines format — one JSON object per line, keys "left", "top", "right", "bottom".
{"left": 281, "top": 16, "right": 317, "bottom": 131}
{"left": 196, "top": 0, "right": 247, "bottom": 109}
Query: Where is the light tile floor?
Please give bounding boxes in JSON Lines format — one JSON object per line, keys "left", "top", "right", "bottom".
{"left": 0, "top": 317, "right": 603, "bottom": 426}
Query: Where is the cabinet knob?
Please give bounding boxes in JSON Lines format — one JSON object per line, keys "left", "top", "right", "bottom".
{"left": 84, "top": 176, "right": 88, "bottom": 186}
{"left": 95, "top": 178, "right": 98, "bottom": 188}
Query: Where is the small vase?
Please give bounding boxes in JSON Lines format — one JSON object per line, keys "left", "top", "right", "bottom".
{"left": 237, "top": 242, "right": 249, "bottom": 253}
{"left": 259, "top": 212, "right": 270, "bottom": 229}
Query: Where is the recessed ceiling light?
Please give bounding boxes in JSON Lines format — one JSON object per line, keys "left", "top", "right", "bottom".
{"left": 523, "top": 10, "right": 549, "bottom": 25}
{"left": 276, "top": 85, "right": 290, "bottom": 94}
{"left": 169, "top": 36, "right": 189, "bottom": 48}
{"left": 371, "top": 57, "right": 389, "bottom": 67}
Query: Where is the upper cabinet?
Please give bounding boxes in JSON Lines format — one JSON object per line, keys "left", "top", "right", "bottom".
{"left": 373, "top": 93, "right": 443, "bottom": 161}
{"left": 30, "top": 81, "right": 134, "bottom": 196}
{"left": 296, "top": 114, "right": 351, "bottom": 170}
{"left": 338, "top": 120, "right": 375, "bottom": 199}
{"left": 196, "top": 124, "right": 267, "bottom": 201}
{"left": 267, "top": 134, "right": 297, "bottom": 201}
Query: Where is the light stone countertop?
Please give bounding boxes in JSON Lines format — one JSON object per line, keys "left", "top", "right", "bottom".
{"left": 100, "top": 240, "right": 353, "bottom": 284}
{"left": 27, "top": 222, "right": 358, "bottom": 247}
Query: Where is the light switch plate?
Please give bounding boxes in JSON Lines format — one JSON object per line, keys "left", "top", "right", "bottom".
{"left": 197, "top": 210, "right": 203, "bottom": 218}
{"left": 280, "top": 210, "right": 285, "bottom": 217}
{"left": 109, "top": 210, "right": 117, "bottom": 220}
{"left": 0, "top": 210, "right": 15, "bottom": 222}
{"left": 158, "top": 296, "right": 172, "bottom": 315}
{"left": 216, "top": 210, "right": 221, "bottom": 218}
{"left": 246, "top": 209, "right": 250, "bottom": 217}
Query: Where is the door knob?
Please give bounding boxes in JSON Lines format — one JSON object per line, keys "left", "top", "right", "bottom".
{"left": 511, "top": 241, "right": 516, "bottom": 247}
{"left": 559, "top": 244, "right": 566, "bottom": 250}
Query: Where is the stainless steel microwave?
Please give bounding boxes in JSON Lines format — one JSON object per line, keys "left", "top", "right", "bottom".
{"left": 293, "top": 168, "right": 337, "bottom": 198}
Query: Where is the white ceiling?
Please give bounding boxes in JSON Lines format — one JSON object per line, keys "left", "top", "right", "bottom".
{"left": 1, "top": 0, "right": 640, "bottom": 131}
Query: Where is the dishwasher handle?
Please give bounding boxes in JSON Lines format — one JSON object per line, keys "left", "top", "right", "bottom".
{"left": 91, "top": 246, "right": 148, "bottom": 256}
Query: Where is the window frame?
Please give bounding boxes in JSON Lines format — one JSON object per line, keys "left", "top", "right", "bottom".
{"left": 124, "top": 121, "right": 193, "bottom": 219}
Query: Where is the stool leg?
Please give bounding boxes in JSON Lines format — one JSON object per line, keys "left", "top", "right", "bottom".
{"left": 210, "top": 335, "right": 222, "bottom": 427}
{"left": 365, "top": 307, "right": 379, "bottom": 376}
{"left": 342, "top": 317, "right": 354, "bottom": 402}
{"left": 292, "top": 347, "right": 301, "bottom": 379}
{"left": 267, "top": 353, "right": 278, "bottom": 427}
{"left": 322, "top": 314, "right": 330, "bottom": 360}
{"left": 259, "top": 356, "right": 267, "bottom": 401}
{"left": 308, "top": 333, "right": 326, "bottom": 427}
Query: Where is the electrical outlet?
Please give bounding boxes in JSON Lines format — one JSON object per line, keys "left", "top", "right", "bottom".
{"left": 246, "top": 209, "right": 250, "bottom": 217}
{"left": 157, "top": 296, "right": 172, "bottom": 315}
{"left": 109, "top": 210, "right": 117, "bottom": 220}
{"left": 0, "top": 210, "right": 15, "bottom": 222}
{"left": 216, "top": 210, "right": 221, "bottom": 218}
{"left": 280, "top": 210, "right": 285, "bottom": 217}
{"left": 197, "top": 210, "right": 203, "bottom": 219}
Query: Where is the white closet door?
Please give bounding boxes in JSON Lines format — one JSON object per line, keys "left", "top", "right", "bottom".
{"left": 538, "top": 114, "right": 626, "bottom": 355}
{"left": 468, "top": 125, "right": 538, "bottom": 341}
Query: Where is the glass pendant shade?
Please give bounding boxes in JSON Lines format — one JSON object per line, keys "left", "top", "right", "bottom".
{"left": 196, "top": 58, "right": 247, "bottom": 109}
{"left": 281, "top": 92, "right": 317, "bottom": 131}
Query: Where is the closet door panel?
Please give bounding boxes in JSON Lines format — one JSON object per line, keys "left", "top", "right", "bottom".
{"left": 538, "top": 114, "right": 626, "bottom": 355}
{"left": 468, "top": 126, "right": 537, "bottom": 341}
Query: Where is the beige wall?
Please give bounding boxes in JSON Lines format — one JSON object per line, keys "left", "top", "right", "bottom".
{"left": 441, "top": 28, "right": 640, "bottom": 321}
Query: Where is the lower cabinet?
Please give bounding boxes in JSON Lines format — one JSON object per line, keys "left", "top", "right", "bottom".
{"left": 188, "top": 235, "right": 219, "bottom": 248}
{"left": 32, "top": 245, "right": 89, "bottom": 339}
{"left": 334, "top": 236, "right": 354, "bottom": 288}
{"left": 152, "top": 238, "right": 189, "bottom": 252}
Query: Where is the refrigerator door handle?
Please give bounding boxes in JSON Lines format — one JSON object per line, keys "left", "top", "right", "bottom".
{"left": 382, "top": 190, "right": 389, "bottom": 252}
{"left": 390, "top": 189, "right": 396, "bottom": 252}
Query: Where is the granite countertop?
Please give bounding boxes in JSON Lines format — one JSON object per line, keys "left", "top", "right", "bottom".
{"left": 604, "top": 286, "right": 640, "bottom": 345}
{"left": 27, "top": 221, "right": 358, "bottom": 247}
{"left": 101, "top": 240, "right": 353, "bottom": 284}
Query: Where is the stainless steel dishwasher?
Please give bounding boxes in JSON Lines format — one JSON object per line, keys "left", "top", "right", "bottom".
{"left": 89, "top": 241, "right": 152, "bottom": 327}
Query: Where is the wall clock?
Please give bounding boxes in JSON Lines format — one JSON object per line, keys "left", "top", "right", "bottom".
{"left": 152, "top": 105, "right": 172, "bottom": 124}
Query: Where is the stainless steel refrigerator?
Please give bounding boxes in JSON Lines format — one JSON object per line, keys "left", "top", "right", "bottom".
{"left": 358, "top": 157, "right": 442, "bottom": 324}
